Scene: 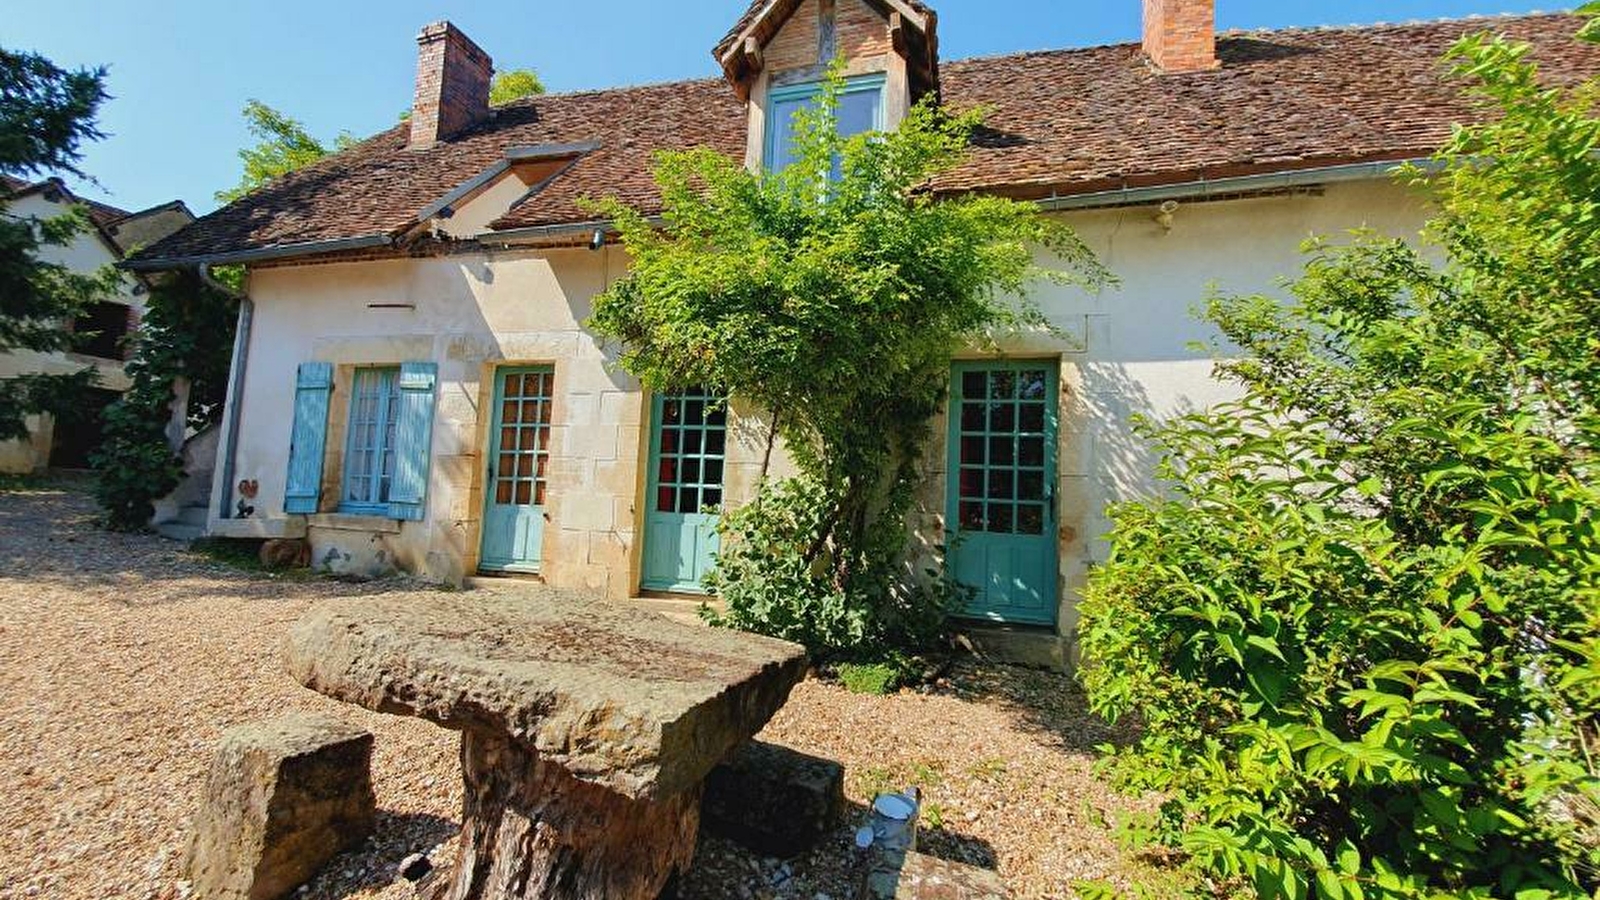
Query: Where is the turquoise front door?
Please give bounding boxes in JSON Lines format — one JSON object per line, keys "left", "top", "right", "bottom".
{"left": 641, "top": 387, "right": 726, "bottom": 592}
{"left": 479, "top": 367, "right": 552, "bottom": 574}
{"left": 946, "top": 362, "right": 1059, "bottom": 625}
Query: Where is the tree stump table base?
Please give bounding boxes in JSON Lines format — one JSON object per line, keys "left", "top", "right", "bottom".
{"left": 444, "top": 731, "right": 702, "bottom": 900}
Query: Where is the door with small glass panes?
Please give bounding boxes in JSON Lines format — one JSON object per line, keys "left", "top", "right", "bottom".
{"left": 479, "top": 367, "right": 552, "bottom": 573}
{"left": 642, "top": 387, "right": 727, "bottom": 592}
{"left": 945, "top": 362, "right": 1059, "bottom": 625}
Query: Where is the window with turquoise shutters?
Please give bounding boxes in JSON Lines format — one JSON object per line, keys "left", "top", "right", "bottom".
{"left": 387, "top": 361, "right": 438, "bottom": 521}
{"left": 284, "top": 361, "right": 333, "bottom": 514}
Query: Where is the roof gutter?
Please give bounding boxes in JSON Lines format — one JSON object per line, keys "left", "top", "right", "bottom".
{"left": 121, "top": 233, "right": 395, "bottom": 272}
{"left": 1034, "top": 158, "right": 1441, "bottom": 212}
{"left": 483, "top": 216, "right": 664, "bottom": 247}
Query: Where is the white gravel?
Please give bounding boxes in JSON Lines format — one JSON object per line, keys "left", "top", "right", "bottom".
{"left": 0, "top": 479, "right": 1171, "bottom": 900}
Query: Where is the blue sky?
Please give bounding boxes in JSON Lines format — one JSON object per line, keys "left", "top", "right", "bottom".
{"left": 7, "top": 0, "right": 1559, "bottom": 215}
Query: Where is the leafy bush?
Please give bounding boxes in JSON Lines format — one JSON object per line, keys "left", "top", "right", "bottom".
{"left": 591, "top": 65, "right": 1105, "bottom": 657}
{"left": 837, "top": 660, "right": 905, "bottom": 696}
{"left": 1080, "top": 21, "right": 1600, "bottom": 900}
{"left": 703, "top": 475, "right": 965, "bottom": 656}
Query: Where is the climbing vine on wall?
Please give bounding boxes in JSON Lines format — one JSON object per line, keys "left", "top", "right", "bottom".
{"left": 94, "top": 268, "right": 237, "bottom": 530}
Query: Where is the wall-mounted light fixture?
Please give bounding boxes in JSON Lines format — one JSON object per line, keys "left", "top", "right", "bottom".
{"left": 588, "top": 228, "right": 606, "bottom": 251}
{"left": 1154, "top": 200, "right": 1179, "bottom": 232}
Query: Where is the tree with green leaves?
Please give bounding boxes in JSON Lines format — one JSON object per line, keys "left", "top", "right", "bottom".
{"left": 1079, "top": 11, "right": 1600, "bottom": 898}
{"left": 214, "top": 100, "right": 357, "bottom": 204}
{"left": 0, "top": 46, "right": 118, "bottom": 444}
{"left": 587, "top": 69, "right": 1106, "bottom": 656}
{"left": 490, "top": 69, "right": 544, "bottom": 105}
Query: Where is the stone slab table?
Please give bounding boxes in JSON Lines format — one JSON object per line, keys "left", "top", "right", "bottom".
{"left": 282, "top": 590, "right": 808, "bottom": 900}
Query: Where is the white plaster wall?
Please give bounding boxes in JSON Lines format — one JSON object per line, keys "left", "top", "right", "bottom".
{"left": 216, "top": 178, "right": 1432, "bottom": 623}
{"left": 974, "top": 178, "right": 1432, "bottom": 654}
{"left": 0, "top": 191, "right": 143, "bottom": 472}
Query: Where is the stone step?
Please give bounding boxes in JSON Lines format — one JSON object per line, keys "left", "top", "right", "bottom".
{"left": 887, "top": 852, "right": 1010, "bottom": 900}
{"left": 175, "top": 504, "right": 209, "bottom": 527}
{"left": 156, "top": 522, "right": 206, "bottom": 543}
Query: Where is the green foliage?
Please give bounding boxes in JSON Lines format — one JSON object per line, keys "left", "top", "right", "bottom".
{"left": 93, "top": 269, "right": 237, "bottom": 530}
{"left": 490, "top": 69, "right": 544, "bottom": 105}
{"left": 1080, "top": 21, "right": 1600, "bottom": 900}
{"left": 215, "top": 100, "right": 357, "bottom": 204}
{"left": 838, "top": 661, "right": 902, "bottom": 695}
{"left": 593, "top": 65, "right": 1105, "bottom": 656}
{"left": 0, "top": 46, "right": 115, "bottom": 439}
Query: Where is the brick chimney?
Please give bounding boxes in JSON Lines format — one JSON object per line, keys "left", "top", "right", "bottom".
{"left": 409, "top": 21, "right": 492, "bottom": 149}
{"left": 1142, "top": 0, "right": 1218, "bottom": 73}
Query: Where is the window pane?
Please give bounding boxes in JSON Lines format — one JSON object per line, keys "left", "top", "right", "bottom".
{"left": 1018, "top": 470, "right": 1045, "bottom": 501}
{"left": 705, "top": 429, "right": 726, "bottom": 455}
{"left": 503, "top": 374, "right": 523, "bottom": 396}
{"left": 990, "top": 372, "right": 1016, "bottom": 400}
{"left": 987, "top": 469, "right": 1014, "bottom": 500}
{"left": 681, "top": 458, "right": 701, "bottom": 486}
{"left": 1019, "top": 402, "right": 1045, "bottom": 433}
{"left": 703, "top": 458, "right": 724, "bottom": 486}
{"left": 679, "top": 487, "right": 700, "bottom": 513}
{"left": 1019, "top": 436, "right": 1045, "bottom": 467}
{"left": 960, "top": 436, "right": 985, "bottom": 466}
{"left": 959, "top": 501, "right": 984, "bottom": 529}
{"left": 837, "top": 86, "right": 881, "bottom": 138}
{"left": 515, "top": 480, "right": 532, "bottom": 505}
{"left": 660, "top": 428, "right": 679, "bottom": 453}
{"left": 959, "top": 467, "right": 983, "bottom": 499}
{"left": 702, "top": 488, "right": 722, "bottom": 508}
{"left": 988, "top": 503, "right": 1013, "bottom": 534}
{"left": 658, "top": 457, "right": 678, "bottom": 484}
{"left": 534, "top": 482, "right": 547, "bottom": 506}
{"left": 1019, "top": 370, "right": 1048, "bottom": 400}
{"left": 1017, "top": 504, "right": 1044, "bottom": 535}
{"left": 684, "top": 399, "right": 704, "bottom": 426}
{"left": 989, "top": 435, "right": 1013, "bottom": 466}
{"left": 960, "top": 403, "right": 985, "bottom": 432}
{"left": 767, "top": 95, "right": 810, "bottom": 171}
{"left": 657, "top": 486, "right": 676, "bottom": 512}
{"left": 989, "top": 403, "right": 1015, "bottom": 432}
{"left": 962, "top": 371, "right": 985, "bottom": 398}
{"left": 516, "top": 455, "right": 533, "bottom": 478}
{"left": 706, "top": 404, "right": 728, "bottom": 427}
{"left": 495, "top": 481, "right": 513, "bottom": 504}
{"left": 682, "top": 429, "right": 702, "bottom": 454}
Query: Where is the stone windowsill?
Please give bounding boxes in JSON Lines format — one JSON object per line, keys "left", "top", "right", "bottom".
{"left": 308, "top": 512, "right": 403, "bottom": 534}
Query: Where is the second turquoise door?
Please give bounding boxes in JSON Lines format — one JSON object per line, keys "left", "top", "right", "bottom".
{"left": 641, "top": 387, "right": 726, "bottom": 592}
{"left": 479, "top": 367, "right": 552, "bottom": 574}
{"left": 946, "top": 362, "right": 1060, "bottom": 625}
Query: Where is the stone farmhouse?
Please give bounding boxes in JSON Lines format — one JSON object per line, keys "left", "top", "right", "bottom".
{"left": 126, "top": 1, "right": 1599, "bottom": 666}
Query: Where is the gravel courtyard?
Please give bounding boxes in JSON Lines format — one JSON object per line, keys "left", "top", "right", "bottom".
{"left": 0, "top": 479, "right": 1171, "bottom": 900}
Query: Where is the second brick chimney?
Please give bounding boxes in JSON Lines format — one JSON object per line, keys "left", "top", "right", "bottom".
{"left": 409, "top": 21, "right": 492, "bottom": 149}
{"left": 1142, "top": 0, "right": 1218, "bottom": 73}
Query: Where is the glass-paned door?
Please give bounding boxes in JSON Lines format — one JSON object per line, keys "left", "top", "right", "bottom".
{"left": 479, "top": 367, "right": 552, "bottom": 573}
{"left": 945, "top": 362, "right": 1059, "bottom": 625}
{"left": 641, "top": 387, "right": 727, "bottom": 592}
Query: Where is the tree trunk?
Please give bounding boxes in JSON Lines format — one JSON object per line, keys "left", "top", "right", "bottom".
{"left": 438, "top": 730, "right": 702, "bottom": 900}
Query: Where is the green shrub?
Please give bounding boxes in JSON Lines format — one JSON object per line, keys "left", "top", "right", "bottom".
{"left": 1080, "top": 21, "right": 1600, "bottom": 900}
{"left": 837, "top": 661, "right": 903, "bottom": 695}
{"left": 702, "top": 475, "right": 966, "bottom": 656}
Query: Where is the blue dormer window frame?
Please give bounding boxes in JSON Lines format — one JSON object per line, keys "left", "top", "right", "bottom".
{"left": 764, "top": 73, "right": 887, "bottom": 173}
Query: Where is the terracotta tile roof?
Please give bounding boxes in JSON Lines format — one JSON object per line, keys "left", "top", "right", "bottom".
{"left": 130, "top": 12, "right": 1598, "bottom": 267}
{"left": 1, "top": 174, "right": 133, "bottom": 226}
{"left": 934, "top": 13, "right": 1600, "bottom": 198}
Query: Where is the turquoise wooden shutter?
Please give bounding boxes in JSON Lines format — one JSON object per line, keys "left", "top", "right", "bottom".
{"left": 284, "top": 362, "right": 333, "bottom": 514}
{"left": 387, "top": 361, "right": 438, "bottom": 521}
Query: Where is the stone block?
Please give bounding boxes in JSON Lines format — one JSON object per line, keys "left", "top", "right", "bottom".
{"left": 184, "top": 713, "right": 375, "bottom": 900}
{"left": 702, "top": 740, "right": 843, "bottom": 858}
{"left": 891, "top": 852, "right": 1010, "bottom": 900}
{"left": 258, "top": 539, "right": 310, "bottom": 570}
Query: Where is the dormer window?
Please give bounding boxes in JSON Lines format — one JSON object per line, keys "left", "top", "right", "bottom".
{"left": 763, "top": 73, "right": 887, "bottom": 172}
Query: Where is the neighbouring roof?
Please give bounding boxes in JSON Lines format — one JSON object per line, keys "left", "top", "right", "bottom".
{"left": 2, "top": 174, "right": 134, "bottom": 228}
{"left": 130, "top": 12, "right": 1600, "bottom": 268}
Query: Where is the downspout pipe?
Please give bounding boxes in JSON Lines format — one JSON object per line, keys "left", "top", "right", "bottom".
{"left": 202, "top": 265, "right": 253, "bottom": 521}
